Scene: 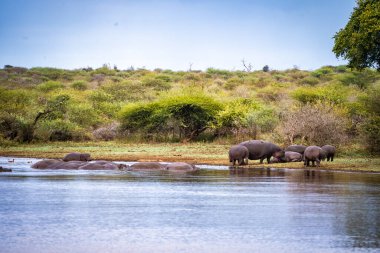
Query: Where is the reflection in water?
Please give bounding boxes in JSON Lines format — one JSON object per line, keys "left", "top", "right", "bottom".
{"left": 0, "top": 157, "right": 379, "bottom": 253}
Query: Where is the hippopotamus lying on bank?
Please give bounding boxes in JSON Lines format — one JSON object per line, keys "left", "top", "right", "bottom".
{"left": 270, "top": 151, "right": 303, "bottom": 163}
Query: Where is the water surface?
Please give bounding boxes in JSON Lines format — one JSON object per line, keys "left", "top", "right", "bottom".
{"left": 0, "top": 157, "right": 379, "bottom": 253}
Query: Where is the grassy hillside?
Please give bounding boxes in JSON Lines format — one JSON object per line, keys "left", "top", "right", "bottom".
{"left": 0, "top": 64, "right": 379, "bottom": 156}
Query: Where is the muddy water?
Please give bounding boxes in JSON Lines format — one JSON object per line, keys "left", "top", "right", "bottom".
{"left": 0, "top": 157, "right": 379, "bottom": 253}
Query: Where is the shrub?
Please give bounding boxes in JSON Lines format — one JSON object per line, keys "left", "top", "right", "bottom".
{"left": 214, "top": 99, "right": 277, "bottom": 140}
{"left": 277, "top": 103, "right": 348, "bottom": 146}
{"left": 37, "top": 81, "right": 64, "bottom": 92}
{"left": 292, "top": 84, "right": 349, "bottom": 105}
{"left": 142, "top": 76, "right": 171, "bottom": 91}
{"left": 311, "top": 66, "right": 333, "bottom": 78}
{"left": 34, "top": 119, "right": 89, "bottom": 141}
{"left": 93, "top": 122, "right": 120, "bottom": 141}
{"left": 101, "top": 81, "right": 138, "bottom": 102}
{"left": 67, "top": 102, "right": 102, "bottom": 128}
{"left": 338, "top": 69, "right": 378, "bottom": 89}
{"left": 28, "top": 67, "right": 66, "bottom": 80}
{"left": 224, "top": 77, "right": 243, "bottom": 90}
{"left": 71, "top": 80, "right": 88, "bottom": 90}
{"left": 300, "top": 76, "right": 320, "bottom": 86}
{"left": 359, "top": 83, "right": 380, "bottom": 153}
{"left": 206, "top": 68, "right": 233, "bottom": 79}
{"left": 119, "top": 93, "right": 223, "bottom": 141}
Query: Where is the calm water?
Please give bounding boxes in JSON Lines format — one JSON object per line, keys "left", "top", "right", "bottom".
{"left": 0, "top": 157, "right": 379, "bottom": 253}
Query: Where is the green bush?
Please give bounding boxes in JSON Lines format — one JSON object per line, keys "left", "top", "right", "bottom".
{"left": 292, "top": 84, "right": 349, "bottom": 105}
{"left": 119, "top": 93, "right": 223, "bottom": 141}
{"left": 0, "top": 88, "right": 35, "bottom": 115}
{"left": 213, "top": 98, "right": 280, "bottom": 141}
{"left": 338, "top": 69, "right": 378, "bottom": 89}
{"left": 34, "top": 119, "right": 89, "bottom": 141}
{"left": 359, "top": 84, "right": 380, "bottom": 153}
{"left": 142, "top": 76, "right": 171, "bottom": 91}
{"left": 67, "top": 102, "right": 102, "bottom": 128}
{"left": 206, "top": 68, "right": 233, "bottom": 79}
{"left": 300, "top": 76, "right": 320, "bottom": 86}
{"left": 361, "top": 116, "right": 380, "bottom": 153}
{"left": 28, "top": 67, "right": 66, "bottom": 80}
{"left": 311, "top": 66, "right": 334, "bottom": 78}
{"left": 224, "top": 77, "right": 243, "bottom": 90}
{"left": 37, "top": 81, "right": 64, "bottom": 92}
{"left": 71, "top": 80, "right": 88, "bottom": 90}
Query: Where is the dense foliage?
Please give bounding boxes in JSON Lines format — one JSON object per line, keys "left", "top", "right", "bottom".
{"left": 0, "top": 65, "right": 379, "bottom": 153}
{"left": 333, "top": 0, "right": 380, "bottom": 70}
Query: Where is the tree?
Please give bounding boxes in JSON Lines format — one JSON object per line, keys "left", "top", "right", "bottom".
{"left": 119, "top": 94, "right": 223, "bottom": 141}
{"left": 333, "top": 0, "right": 380, "bottom": 71}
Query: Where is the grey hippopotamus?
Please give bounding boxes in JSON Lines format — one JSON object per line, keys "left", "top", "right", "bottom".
{"left": 31, "top": 159, "right": 63, "bottom": 169}
{"left": 63, "top": 152, "right": 91, "bottom": 162}
{"left": 31, "top": 159, "right": 127, "bottom": 170}
{"left": 270, "top": 151, "right": 303, "bottom": 163}
{"left": 321, "top": 145, "right": 336, "bottom": 162}
{"left": 228, "top": 145, "right": 249, "bottom": 166}
{"left": 285, "top": 145, "right": 307, "bottom": 155}
{"left": 304, "top": 146, "right": 327, "bottom": 167}
{"left": 129, "top": 162, "right": 197, "bottom": 172}
{"left": 129, "top": 162, "right": 167, "bottom": 171}
{"left": 78, "top": 161, "right": 128, "bottom": 170}
{"left": 165, "top": 162, "right": 198, "bottom": 172}
{"left": 239, "top": 140, "right": 285, "bottom": 164}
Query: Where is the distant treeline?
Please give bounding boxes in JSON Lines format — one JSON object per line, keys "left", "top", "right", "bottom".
{"left": 0, "top": 65, "right": 379, "bottom": 154}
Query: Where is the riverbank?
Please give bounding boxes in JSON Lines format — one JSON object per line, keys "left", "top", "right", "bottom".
{"left": 1, "top": 141, "right": 379, "bottom": 172}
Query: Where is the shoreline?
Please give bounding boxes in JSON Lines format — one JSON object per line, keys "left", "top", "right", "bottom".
{"left": 1, "top": 154, "right": 379, "bottom": 174}
{"left": 1, "top": 142, "right": 379, "bottom": 173}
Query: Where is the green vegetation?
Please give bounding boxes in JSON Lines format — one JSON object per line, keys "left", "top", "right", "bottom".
{"left": 1, "top": 64, "right": 380, "bottom": 157}
{"left": 333, "top": 0, "right": 380, "bottom": 70}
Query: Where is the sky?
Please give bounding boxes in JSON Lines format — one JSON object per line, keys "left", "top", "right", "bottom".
{"left": 0, "top": 0, "right": 356, "bottom": 71}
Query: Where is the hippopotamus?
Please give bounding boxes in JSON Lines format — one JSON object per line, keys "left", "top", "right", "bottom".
{"left": 129, "top": 162, "right": 197, "bottom": 172}
{"left": 78, "top": 161, "right": 128, "bottom": 170}
{"left": 304, "top": 146, "right": 327, "bottom": 167}
{"left": 129, "top": 162, "right": 166, "bottom": 171}
{"left": 270, "top": 151, "right": 303, "bottom": 163}
{"left": 165, "top": 162, "right": 198, "bottom": 172}
{"left": 228, "top": 145, "right": 249, "bottom": 166}
{"left": 31, "top": 159, "right": 63, "bottom": 169}
{"left": 239, "top": 140, "right": 285, "bottom": 164}
{"left": 31, "top": 159, "right": 127, "bottom": 170}
{"left": 285, "top": 145, "right": 307, "bottom": 155}
{"left": 63, "top": 152, "right": 91, "bottom": 162}
{"left": 321, "top": 145, "right": 336, "bottom": 162}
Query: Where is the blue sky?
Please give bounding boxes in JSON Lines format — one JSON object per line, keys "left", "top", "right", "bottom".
{"left": 0, "top": 0, "right": 355, "bottom": 71}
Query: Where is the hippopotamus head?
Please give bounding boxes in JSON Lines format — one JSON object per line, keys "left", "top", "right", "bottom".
{"left": 273, "top": 150, "right": 285, "bottom": 160}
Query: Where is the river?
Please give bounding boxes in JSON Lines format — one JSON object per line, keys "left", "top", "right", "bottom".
{"left": 0, "top": 157, "right": 379, "bottom": 253}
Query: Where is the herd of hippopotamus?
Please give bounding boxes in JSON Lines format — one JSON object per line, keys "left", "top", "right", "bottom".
{"left": 23, "top": 141, "right": 335, "bottom": 172}
{"left": 229, "top": 140, "right": 335, "bottom": 167}
{"left": 31, "top": 152, "right": 198, "bottom": 172}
